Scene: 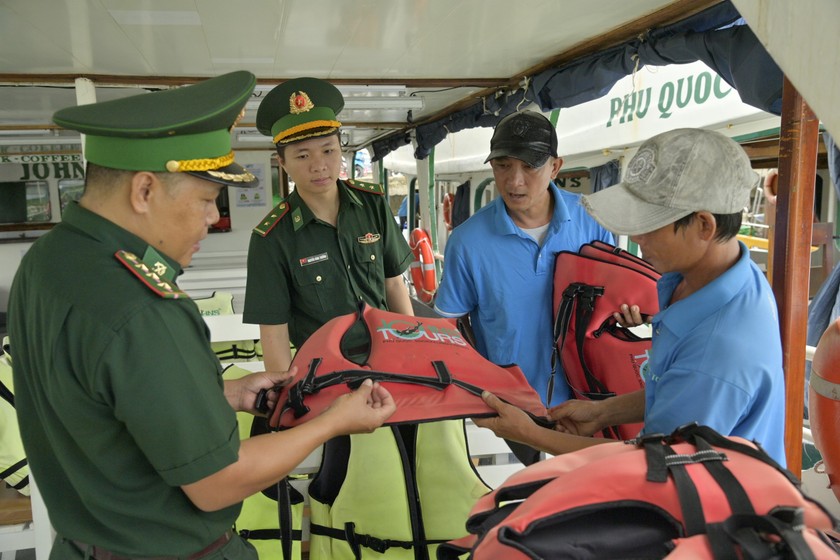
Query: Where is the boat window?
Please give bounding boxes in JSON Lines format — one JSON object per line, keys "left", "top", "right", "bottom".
{"left": 0, "top": 181, "right": 50, "bottom": 224}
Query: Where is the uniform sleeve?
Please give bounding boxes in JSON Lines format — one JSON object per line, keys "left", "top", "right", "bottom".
{"left": 433, "top": 230, "right": 477, "bottom": 317}
{"left": 103, "top": 303, "right": 239, "bottom": 486}
{"left": 378, "top": 196, "right": 413, "bottom": 278}
{"left": 243, "top": 231, "right": 291, "bottom": 325}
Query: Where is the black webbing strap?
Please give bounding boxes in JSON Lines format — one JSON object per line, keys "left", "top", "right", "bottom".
{"left": 277, "top": 477, "right": 293, "bottom": 560}
{"left": 309, "top": 521, "right": 451, "bottom": 559}
{"left": 550, "top": 284, "right": 577, "bottom": 405}
{"left": 238, "top": 528, "right": 303, "bottom": 541}
{"left": 572, "top": 284, "right": 610, "bottom": 398}
{"left": 552, "top": 283, "right": 615, "bottom": 404}
{"left": 0, "top": 379, "right": 15, "bottom": 407}
{"left": 690, "top": 435, "right": 755, "bottom": 516}
{"left": 706, "top": 509, "right": 819, "bottom": 560}
{"left": 678, "top": 424, "right": 797, "bottom": 484}
{"left": 642, "top": 435, "right": 708, "bottom": 536}
{"left": 661, "top": 443, "right": 708, "bottom": 536}
{"left": 0, "top": 458, "right": 27, "bottom": 484}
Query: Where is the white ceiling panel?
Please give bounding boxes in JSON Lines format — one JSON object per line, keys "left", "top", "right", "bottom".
{"left": 0, "top": 0, "right": 720, "bottom": 150}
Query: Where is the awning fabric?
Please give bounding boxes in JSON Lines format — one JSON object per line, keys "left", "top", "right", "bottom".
{"left": 371, "top": 1, "right": 783, "bottom": 163}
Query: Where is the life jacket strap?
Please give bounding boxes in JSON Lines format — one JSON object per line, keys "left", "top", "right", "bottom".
{"left": 236, "top": 528, "right": 303, "bottom": 541}
{"left": 283, "top": 359, "right": 464, "bottom": 421}
{"left": 309, "top": 522, "right": 451, "bottom": 558}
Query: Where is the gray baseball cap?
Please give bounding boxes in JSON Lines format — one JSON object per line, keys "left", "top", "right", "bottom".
{"left": 485, "top": 110, "right": 558, "bottom": 168}
{"left": 581, "top": 128, "right": 758, "bottom": 236}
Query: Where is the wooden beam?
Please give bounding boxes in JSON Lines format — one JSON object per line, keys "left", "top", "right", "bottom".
{"left": 771, "top": 76, "right": 820, "bottom": 476}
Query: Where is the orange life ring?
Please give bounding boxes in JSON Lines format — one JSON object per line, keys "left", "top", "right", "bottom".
{"left": 442, "top": 193, "right": 455, "bottom": 230}
{"left": 409, "top": 228, "right": 437, "bottom": 303}
{"left": 810, "top": 317, "right": 840, "bottom": 501}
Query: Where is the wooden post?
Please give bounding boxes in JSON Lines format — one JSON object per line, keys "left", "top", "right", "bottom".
{"left": 772, "top": 76, "right": 820, "bottom": 476}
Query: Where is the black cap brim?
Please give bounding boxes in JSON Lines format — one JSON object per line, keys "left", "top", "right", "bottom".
{"left": 484, "top": 147, "right": 550, "bottom": 168}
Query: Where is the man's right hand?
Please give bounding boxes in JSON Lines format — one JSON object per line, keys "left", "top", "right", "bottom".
{"left": 548, "top": 399, "right": 604, "bottom": 437}
{"left": 323, "top": 379, "right": 396, "bottom": 434}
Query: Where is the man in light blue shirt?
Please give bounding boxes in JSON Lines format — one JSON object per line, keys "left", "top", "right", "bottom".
{"left": 434, "top": 111, "right": 613, "bottom": 407}
{"left": 474, "top": 128, "right": 786, "bottom": 467}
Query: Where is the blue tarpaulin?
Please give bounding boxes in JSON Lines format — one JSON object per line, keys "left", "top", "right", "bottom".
{"left": 371, "top": 1, "right": 783, "bottom": 163}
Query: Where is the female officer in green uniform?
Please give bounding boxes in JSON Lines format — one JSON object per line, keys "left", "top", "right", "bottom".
{"left": 243, "top": 77, "right": 413, "bottom": 372}
{"left": 7, "top": 71, "right": 396, "bottom": 560}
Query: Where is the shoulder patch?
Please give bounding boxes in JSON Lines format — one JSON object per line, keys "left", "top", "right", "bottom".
{"left": 346, "top": 178, "right": 384, "bottom": 195}
{"left": 253, "top": 201, "right": 291, "bottom": 237}
{"left": 115, "top": 250, "right": 188, "bottom": 299}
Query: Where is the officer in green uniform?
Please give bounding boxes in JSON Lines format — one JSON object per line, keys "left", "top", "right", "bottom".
{"left": 243, "top": 76, "right": 413, "bottom": 372}
{"left": 7, "top": 71, "right": 396, "bottom": 560}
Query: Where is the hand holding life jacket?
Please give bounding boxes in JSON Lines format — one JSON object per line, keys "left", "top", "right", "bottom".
{"left": 552, "top": 241, "right": 660, "bottom": 439}
{"left": 264, "top": 302, "right": 548, "bottom": 430}
{"left": 439, "top": 423, "right": 840, "bottom": 559}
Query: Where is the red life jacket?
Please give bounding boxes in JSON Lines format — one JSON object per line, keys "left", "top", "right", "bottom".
{"left": 552, "top": 241, "right": 660, "bottom": 439}
{"left": 438, "top": 424, "right": 839, "bottom": 560}
{"left": 267, "top": 302, "right": 548, "bottom": 429}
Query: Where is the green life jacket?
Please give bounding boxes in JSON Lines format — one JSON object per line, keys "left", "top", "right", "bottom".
{"left": 222, "top": 365, "right": 304, "bottom": 560}
{"left": 307, "top": 421, "right": 490, "bottom": 560}
{"left": 195, "top": 292, "right": 259, "bottom": 362}
{"left": 0, "top": 336, "right": 30, "bottom": 495}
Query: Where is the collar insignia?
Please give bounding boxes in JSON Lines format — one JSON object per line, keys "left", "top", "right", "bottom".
{"left": 116, "top": 250, "right": 187, "bottom": 299}
{"left": 290, "top": 91, "right": 315, "bottom": 114}
{"left": 358, "top": 232, "right": 381, "bottom": 244}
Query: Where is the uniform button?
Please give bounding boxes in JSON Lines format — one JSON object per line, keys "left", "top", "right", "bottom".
{"left": 370, "top": 255, "right": 376, "bottom": 261}
{"left": 347, "top": 265, "right": 351, "bottom": 270}
{"left": 316, "top": 275, "right": 322, "bottom": 282}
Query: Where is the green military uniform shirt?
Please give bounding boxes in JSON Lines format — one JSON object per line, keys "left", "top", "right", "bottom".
{"left": 8, "top": 202, "right": 243, "bottom": 556}
{"left": 243, "top": 179, "right": 412, "bottom": 348}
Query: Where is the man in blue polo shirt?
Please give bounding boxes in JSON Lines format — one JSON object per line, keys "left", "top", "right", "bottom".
{"left": 433, "top": 110, "right": 614, "bottom": 407}
{"left": 473, "top": 128, "right": 786, "bottom": 466}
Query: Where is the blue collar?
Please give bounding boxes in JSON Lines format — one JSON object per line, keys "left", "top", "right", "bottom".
{"left": 491, "top": 181, "right": 571, "bottom": 236}
{"left": 655, "top": 241, "right": 752, "bottom": 336}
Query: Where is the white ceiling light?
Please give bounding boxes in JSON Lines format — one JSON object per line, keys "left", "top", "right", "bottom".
{"left": 0, "top": 129, "right": 55, "bottom": 137}
{"left": 342, "top": 97, "right": 424, "bottom": 110}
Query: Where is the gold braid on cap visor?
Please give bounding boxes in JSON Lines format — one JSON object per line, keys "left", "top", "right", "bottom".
{"left": 273, "top": 120, "right": 342, "bottom": 144}
{"left": 165, "top": 152, "right": 256, "bottom": 182}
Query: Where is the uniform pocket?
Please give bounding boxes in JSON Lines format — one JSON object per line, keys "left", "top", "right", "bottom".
{"left": 353, "top": 240, "right": 385, "bottom": 289}
{"left": 291, "top": 261, "right": 338, "bottom": 312}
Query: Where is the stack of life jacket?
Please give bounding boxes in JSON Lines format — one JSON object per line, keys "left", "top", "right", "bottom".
{"left": 194, "top": 291, "right": 262, "bottom": 362}
{"left": 0, "top": 336, "right": 29, "bottom": 495}
{"left": 261, "top": 301, "right": 548, "bottom": 560}
{"left": 438, "top": 423, "right": 840, "bottom": 559}
{"left": 552, "top": 241, "right": 660, "bottom": 439}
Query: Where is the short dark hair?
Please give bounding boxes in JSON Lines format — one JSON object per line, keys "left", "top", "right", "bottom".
{"left": 673, "top": 212, "right": 742, "bottom": 242}
{"left": 275, "top": 129, "right": 341, "bottom": 160}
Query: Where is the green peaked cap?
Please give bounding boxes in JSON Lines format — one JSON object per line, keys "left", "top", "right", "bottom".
{"left": 256, "top": 77, "right": 344, "bottom": 145}
{"left": 53, "top": 70, "right": 259, "bottom": 188}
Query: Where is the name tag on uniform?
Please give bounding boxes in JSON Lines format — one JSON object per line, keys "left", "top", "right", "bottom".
{"left": 358, "top": 232, "right": 381, "bottom": 244}
{"left": 300, "top": 253, "right": 328, "bottom": 266}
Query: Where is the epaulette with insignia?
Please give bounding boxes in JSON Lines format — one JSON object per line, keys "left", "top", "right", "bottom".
{"left": 346, "top": 178, "right": 384, "bottom": 195}
{"left": 253, "top": 200, "right": 291, "bottom": 237}
{"left": 115, "top": 250, "right": 188, "bottom": 299}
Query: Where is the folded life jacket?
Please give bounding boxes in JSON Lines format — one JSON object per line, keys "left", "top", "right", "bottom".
{"left": 0, "top": 336, "right": 30, "bottom": 496}
{"left": 195, "top": 292, "right": 260, "bottom": 362}
{"left": 438, "top": 424, "right": 840, "bottom": 560}
{"left": 552, "top": 241, "right": 660, "bottom": 439}
{"left": 260, "top": 302, "right": 548, "bottom": 560}
{"left": 223, "top": 366, "right": 305, "bottom": 560}
{"left": 266, "top": 301, "right": 548, "bottom": 429}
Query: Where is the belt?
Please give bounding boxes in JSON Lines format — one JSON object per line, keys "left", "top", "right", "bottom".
{"left": 72, "top": 530, "right": 232, "bottom": 560}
